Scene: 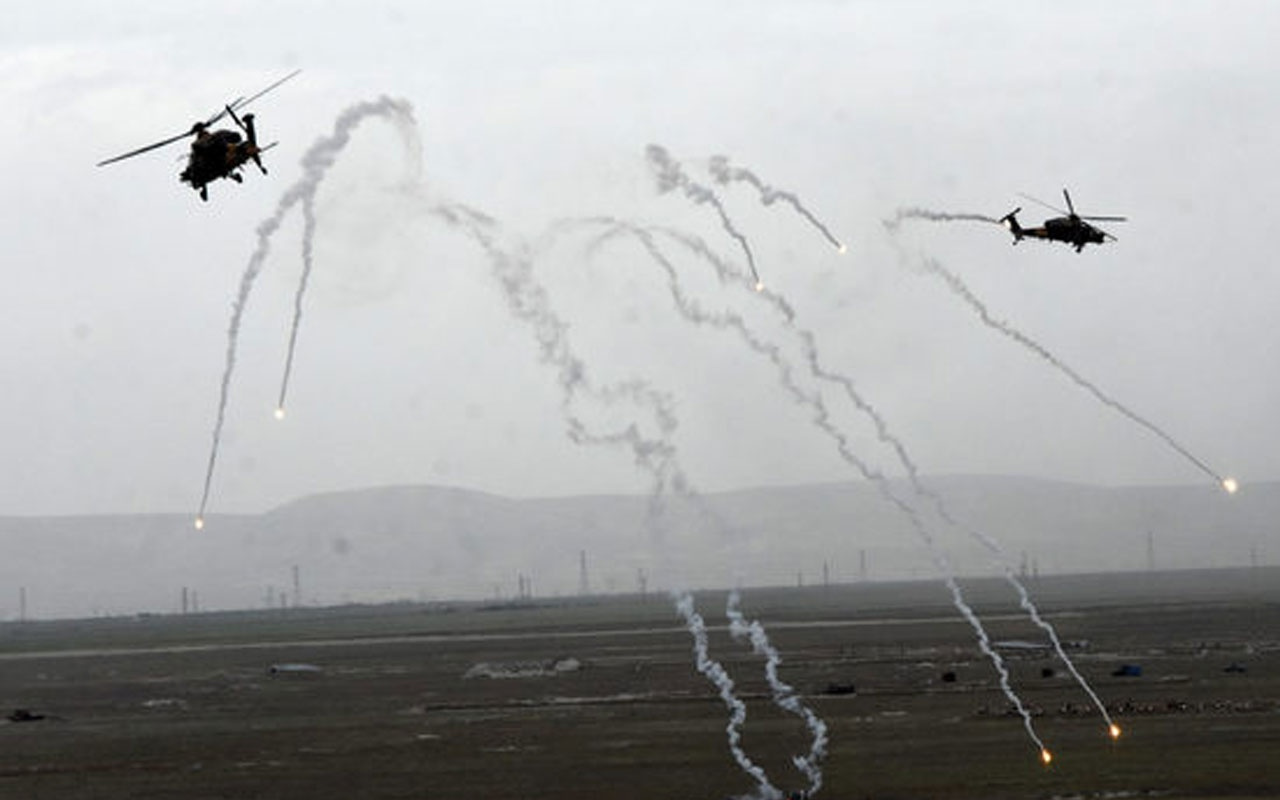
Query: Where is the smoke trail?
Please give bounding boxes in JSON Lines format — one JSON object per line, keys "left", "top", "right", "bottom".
{"left": 918, "top": 255, "right": 1229, "bottom": 488}
{"left": 645, "top": 145, "right": 763, "bottom": 288}
{"left": 195, "top": 96, "right": 418, "bottom": 526}
{"left": 882, "top": 207, "right": 1000, "bottom": 233}
{"left": 727, "top": 591, "right": 828, "bottom": 796}
{"left": 629, "top": 221, "right": 1120, "bottom": 731}
{"left": 707, "top": 154, "right": 846, "bottom": 253}
{"left": 880, "top": 209, "right": 1219, "bottom": 724}
{"left": 581, "top": 218, "right": 1051, "bottom": 760}
{"left": 422, "top": 202, "right": 781, "bottom": 798}
{"left": 273, "top": 193, "right": 315, "bottom": 418}
{"left": 275, "top": 111, "right": 424, "bottom": 419}
{"left": 679, "top": 593, "right": 781, "bottom": 799}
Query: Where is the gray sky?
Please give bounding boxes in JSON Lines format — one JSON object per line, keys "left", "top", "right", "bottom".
{"left": 2, "top": 1, "right": 1277, "bottom": 516}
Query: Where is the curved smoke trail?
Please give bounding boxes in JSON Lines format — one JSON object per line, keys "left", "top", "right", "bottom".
{"left": 415, "top": 199, "right": 783, "bottom": 799}
{"left": 882, "top": 207, "right": 1000, "bottom": 233}
{"left": 727, "top": 590, "right": 828, "bottom": 797}
{"left": 707, "top": 154, "right": 846, "bottom": 253}
{"left": 195, "top": 96, "right": 417, "bottom": 525}
{"left": 579, "top": 218, "right": 1051, "bottom": 761}
{"left": 273, "top": 193, "right": 316, "bottom": 417}
{"left": 275, "top": 111, "right": 423, "bottom": 418}
{"left": 918, "top": 255, "right": 1228, "bottom": 488}
{"left": 649, "top": 190, "right": 1124, "bottom": 735}
{"left": 679, "top": 594, "right": 780, "bottom": 798}
{"left": 572, "top": 217, "right": 830, "bottom": 789}
{"left": 645, "top": 145, "right": 763, "bottom": 288}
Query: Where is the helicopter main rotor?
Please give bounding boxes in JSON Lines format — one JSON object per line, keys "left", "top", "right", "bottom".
{"left": 96, "top": 69, "right": 300, "bottom": 168}
{"left": 1017, "top": 188, "right": 1126, "bottom": 223}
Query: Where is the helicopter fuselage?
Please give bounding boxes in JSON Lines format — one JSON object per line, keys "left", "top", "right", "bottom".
{"left": 179, "top": 116, "right": 265, "bottom": 200}
{"left": 1002, "top": 211, "right": 1107, "bottom": 253}
{"left": 96, "top": 70, "right": 296, "bottom": 202}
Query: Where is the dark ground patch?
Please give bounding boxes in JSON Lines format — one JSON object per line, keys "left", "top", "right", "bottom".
{"left": 1, "top": 569, "right": 1278, "bottom": 799}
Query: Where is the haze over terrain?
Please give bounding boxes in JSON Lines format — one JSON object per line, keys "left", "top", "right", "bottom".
{"left": 2, "top": 476, "right": 1273, "bottom": 619}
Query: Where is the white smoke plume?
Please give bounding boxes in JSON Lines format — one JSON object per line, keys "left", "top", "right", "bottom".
{"left": 917, "top": 255, "right": 1227, "bottom": 487}
{"left": 727, "top": 590, "right": 828, "bottom": 797}
{"left": 196, "top": 96, "right": 418, "bottom": 524}
{"left": 645, "top": 217, "right": 1120, "bottom": 738}
{"left": 882, "top": 207, "right": 1000, "bottom": 233}
{"left": 678, "top": 593, "right": 781, "bottom": 800}
{"left": 708, "top": 154, "right": 846, "bottom": 253}
{"left": 579, "top": 218, "right": 1051, "bottom": 759}
{"left": 415, "top": 202, "right": 782, "bottom": 798}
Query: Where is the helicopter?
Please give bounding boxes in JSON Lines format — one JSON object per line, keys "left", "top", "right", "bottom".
{"left": 97, "top": 70, "right": 300, "bottom": 201}
{"left": 1000, "top": 188, "right": 1126, "bottom": 252}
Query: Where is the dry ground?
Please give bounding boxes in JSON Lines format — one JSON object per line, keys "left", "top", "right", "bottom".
{"left": 2, "top": 569, "right": 1278, "bottom": 799}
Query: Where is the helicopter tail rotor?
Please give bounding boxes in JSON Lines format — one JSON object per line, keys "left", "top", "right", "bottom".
{"left": 1000, "top": 207, "right": 1024, "bottom": 239}
{"left": 242, "top": 113, "right": 268, "bottom": 175}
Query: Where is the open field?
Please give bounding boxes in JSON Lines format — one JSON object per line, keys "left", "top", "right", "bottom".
{"left": 2, "top": 567, "right": 1279, "bottom": 799}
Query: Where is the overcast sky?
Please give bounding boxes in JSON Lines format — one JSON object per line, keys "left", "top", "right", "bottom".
{"left": 2, "top": 1, "right": 1277, "bottom": 516}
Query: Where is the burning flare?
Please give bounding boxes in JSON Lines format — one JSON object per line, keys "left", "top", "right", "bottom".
{"left": 837, "top": 242, "right": 848, "bottom": 254}
{"left": 754, "top": 281, "right": 765, "bottom": 293}
{"left": 1222, "top": 477, "right": 1239, "bottom": 495}
{"left": 194, "top": 517, "right": 205, "bottom": 531}
{"left": 1040, "top": 749, "right": 1053, "bottom": 766}
{"left": 274, "top": 407, "right": 286, "bottom": 421}
{"left": 1109, "top": 723, "right": 1122, "bottom": 740}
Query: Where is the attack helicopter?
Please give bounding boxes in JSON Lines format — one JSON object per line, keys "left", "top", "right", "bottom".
{"left": 1000, "top": 188, "right": 1126, "bottom": 252}
{"left": 97, "top": 70, "right": 300, "bottom": 201}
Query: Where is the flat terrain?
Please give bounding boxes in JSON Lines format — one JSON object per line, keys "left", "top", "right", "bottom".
{"left": 2, "top": 568, "right": 1278, "bottom": 799}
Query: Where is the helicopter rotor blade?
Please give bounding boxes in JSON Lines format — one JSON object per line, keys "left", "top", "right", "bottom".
{"left": 96, "top": 127, "right": 197, "bottom": 167}
{"left": 1062, "top": 188, "right": 1076, "bottom": 216}
{"left": 204, "top": 70, "right": 298, "bottom": 127}
{"left": 1017, "top": 192, "right": 1068, "bottom": 216}
{"left": 1080, "top": 215, "right": 1127, "bottom": 222}
{"left": 98, "top": 70, "right": 298, "bottom": 168}
{"left": 232, "top": 69, "right": 301, "bottom": 115}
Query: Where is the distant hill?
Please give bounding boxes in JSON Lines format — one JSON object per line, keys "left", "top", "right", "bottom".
{"left": 1, "top": 476, "right": 1275, "bottom": 619}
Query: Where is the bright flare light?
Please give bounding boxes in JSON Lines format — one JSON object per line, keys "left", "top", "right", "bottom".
{"left": 1109, "top": 723, "right": 1122, "bottom": 740}
{"left": 754, "top": 281, "right": 765, "bottom": 293}
{"left": 274, "top": 407, "right": 286, "bottom": 421}
{"left": 1222, "top": 477, "right": 1239, "bottom": 495}
{"left": 837, "top": 243, "right": 848, "bottom": 254}
{"left": 194, "top": 517, "right": 205, "bottom": 531}
{"left": 1040, "top": 749, "right": 1053, "bottom": 766}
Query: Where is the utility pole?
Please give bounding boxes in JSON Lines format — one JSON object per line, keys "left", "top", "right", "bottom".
{"left": 292, "top": 564, "right": 301, "bottom": 608}
{"left": 578, "top": 550, "right": 589, "bottom": 596}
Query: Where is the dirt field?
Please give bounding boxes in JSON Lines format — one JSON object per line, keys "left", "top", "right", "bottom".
{"left": 2, "top": 568, "right": 1278, "bottom": 799}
